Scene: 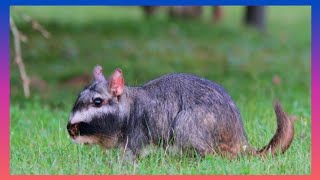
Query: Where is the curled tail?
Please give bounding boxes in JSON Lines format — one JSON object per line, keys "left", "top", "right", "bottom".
{"left": 254, "top": 101, "right": 295, "bottom": 156}
{"left": 244, "top": 101, "right": 295, "bottom": 157}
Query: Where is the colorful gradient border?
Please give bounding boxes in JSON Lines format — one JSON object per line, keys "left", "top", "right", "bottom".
{"left": 1, "top": 0, "right": 318, "bottom": 178}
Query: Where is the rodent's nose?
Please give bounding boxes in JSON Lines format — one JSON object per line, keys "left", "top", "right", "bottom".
{"left": 67, "top": 122, "right": 79, "bottom": 138}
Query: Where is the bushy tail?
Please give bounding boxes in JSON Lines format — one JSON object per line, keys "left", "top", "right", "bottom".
{"left": 255, "top": 101, "right": 295, "bottom": 156}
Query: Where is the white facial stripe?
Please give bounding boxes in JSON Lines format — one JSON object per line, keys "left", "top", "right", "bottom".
{"left": 70, "top": 106, "right": 115, "bottom": 124}
{"left": 93, "top": 93, "right": 100, "bottom": 99}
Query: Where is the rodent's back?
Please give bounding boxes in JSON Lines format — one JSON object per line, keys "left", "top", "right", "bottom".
{"left": 141, "top": 73, "right": 244, "bottom": 126}
{"left": 142, "top": 73, "right": 239, "bottom": 110}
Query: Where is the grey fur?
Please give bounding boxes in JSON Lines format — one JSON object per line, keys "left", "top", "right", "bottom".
{"left": 67, "top": 67, "right": 295, "bottom": 159}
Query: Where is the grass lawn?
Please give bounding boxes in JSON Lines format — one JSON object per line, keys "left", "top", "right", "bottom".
{"left": 10, "top": 6, "right": 311, "bottom": 175}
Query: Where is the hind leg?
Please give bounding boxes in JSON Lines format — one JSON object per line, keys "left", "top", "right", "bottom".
{"left": 172, "top": 110, "right": 217, "bottom": 157}
{"left": 172, "top": 109, "right": 247, "bottom": 158}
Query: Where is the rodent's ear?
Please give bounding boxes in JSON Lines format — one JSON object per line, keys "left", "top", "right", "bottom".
{"left": 93, "top": 65, "right": 106, "bottom": 82}
{"left": 108, "top": 68, "right": 125, "bottom": 96}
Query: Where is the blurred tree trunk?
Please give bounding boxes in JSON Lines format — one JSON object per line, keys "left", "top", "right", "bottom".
{"left": 213, "top": 6, "right": 223, "bottom": 22}
{"left": 244, "top": 6, "right": 266, "bottom": 32}
{"left": 10, "top": 8, "right": 50, "bottom": 98}
{"left": 169, "top": 6, "right": 202, "bottom": 19}
{"left": 10, "top": 16, "right": 31, "bottom": 98}
{"left": 141, "top": 6, "right": 223, "bottom": 22}
{"left": 142, "top": 6, "right": 158, "bottom": 18}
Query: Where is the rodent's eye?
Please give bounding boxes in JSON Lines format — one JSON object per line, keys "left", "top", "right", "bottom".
{"left": 92, "top": 97, "right": 103, "bottom": 107}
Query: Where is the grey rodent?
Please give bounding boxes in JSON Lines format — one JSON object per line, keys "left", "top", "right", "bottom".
{"left": 67, "top": 65, "right": 295, "bottom": 159}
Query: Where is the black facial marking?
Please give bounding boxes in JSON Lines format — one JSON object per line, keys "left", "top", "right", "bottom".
{"left": 89, "top": 83, "right": 98, "bottom": 91}
{"left": 108, "top": 99, "right": 115, "bottom": 106}
{"left": 77, "top": 113, "right": 124, "bottom": 137}
{"left": 71, "top": 82, "right": 97, "bottom": 113}
{"left": 72, "top": 95, "right": 86, "bottom": 113}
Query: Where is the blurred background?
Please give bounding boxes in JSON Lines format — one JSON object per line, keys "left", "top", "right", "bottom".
{"left": 10, "top": 6, "right": 311, "bottom": 174}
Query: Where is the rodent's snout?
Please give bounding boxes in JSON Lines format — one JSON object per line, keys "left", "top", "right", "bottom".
{"left": 67, "top": 122, "right": 80, "bottom": 138}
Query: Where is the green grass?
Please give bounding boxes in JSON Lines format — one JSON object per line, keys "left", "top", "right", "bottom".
{"left": 10, "top": 6, "right": 311, "bottom": 175}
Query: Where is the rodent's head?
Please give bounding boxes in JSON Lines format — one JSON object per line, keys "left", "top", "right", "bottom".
{"left": 67, "top": 65, "right": 128, "bottom": 148}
